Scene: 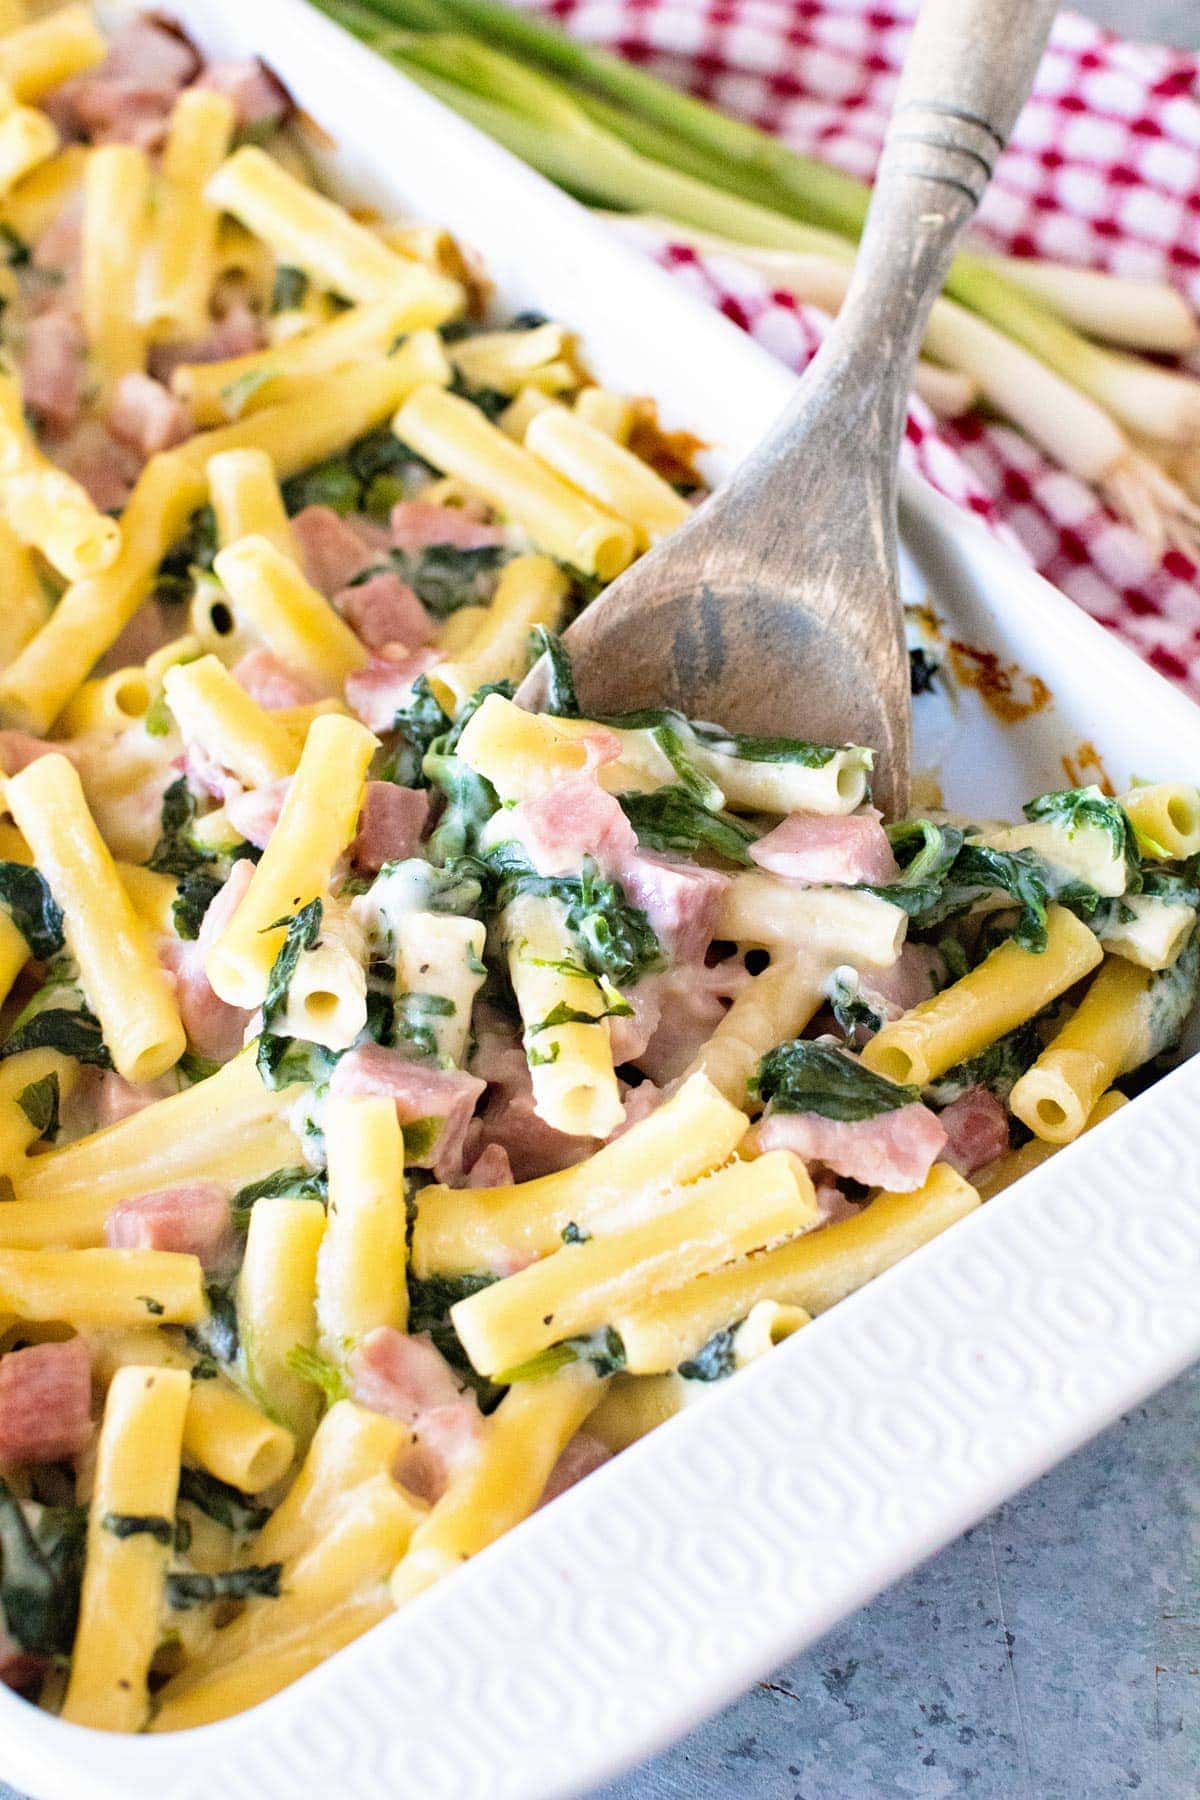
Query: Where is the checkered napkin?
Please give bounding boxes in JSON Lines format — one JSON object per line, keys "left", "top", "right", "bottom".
{"left": 528, "top": 0, "right": 1200, "bottom": 694}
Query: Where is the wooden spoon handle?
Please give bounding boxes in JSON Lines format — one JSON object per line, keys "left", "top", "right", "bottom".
{"left": 724, "top": 0, "right": 1057, "bottom": 512}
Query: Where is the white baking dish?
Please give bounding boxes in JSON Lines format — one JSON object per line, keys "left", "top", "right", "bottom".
{"left": 8, "top": 4, "right": 1200, "bottom": 1795}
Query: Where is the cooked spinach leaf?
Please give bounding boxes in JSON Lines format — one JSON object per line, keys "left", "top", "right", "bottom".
{"left": 0, "top": 863, "right": 63, "bottom": 959}
{"left": 166, "top": 1564, "right": 283, "bottom": 1610}
{"left": 0, "top": 1485, "right": 86, "bottom": 1656}
{"left": 231, "top": 1166, "right": 328, "bottom": 1232}
{"left": 257, "top": 899, "right": 323, "bottom": 1085}
{"left": 0, "top": 1007, "right": 111, "bottom": 1067}
{"left": 407, "top": 1271, "right": 505, "bottom": 1411}
{"left": 101, "top": 1512, "right": 173, "bottom": 1543}
{"left": 176, "top": 1467, "right": 272, "bottom": 1535}
{"left": 386, "top": 674, "right": 451, "bottom": 785}
{"left": 826, "top": 968, "right": 885, "bottom": 1042}
{"left": 185, "top": 1284, "right": 239, "bottom": 1366}
{"left": 16, "top": 1072, "right": 58, "bottom": 1140}
{"left": 1023, "top": 785, "right": 1133, "bottom": 861}
{"left": 148, "top": 778, "right": 216, "bottom": 878}
{"left": 618, "top": 787, "right": 753, "bottom": 864}
{"left": 925, "top": 1019, "right": 1042, "bottom": 1106}
{"left": 909, "top": 647, "right": 940, "bottom": 694}
{"left": 529, "top": 625, "right": 580, "bottom": 718}
{"left": 678, "top": 1326, "right": 739, "bottom": 1382}
{"left": 172, "top": 871, "right": 223, "bottom": 941}
{"left": 270, "top": 264, "right": 309, "bottom": 313}
{"left": 753, "top": 1039, "right": 920, "bottom": 1120}
{"left": 394, "top": 542, "right": 508, "bottom": 618}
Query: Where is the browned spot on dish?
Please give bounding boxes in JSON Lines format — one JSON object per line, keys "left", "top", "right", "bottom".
{"left": 628, "top": 403, "right": 708, "bottom": 491}
{"left": 1061, "top": 740, "right": 1113, "bottom": 795}
{"left": 947, "top": 641, "right": 1051, "bottom": 723}
{"left": 910, "top": 603, "right": 945, "bottom": 643}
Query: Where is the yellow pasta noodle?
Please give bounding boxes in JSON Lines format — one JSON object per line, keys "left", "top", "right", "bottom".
{"left": 212, "top": 533, "right": 368, "bottom": 694}
{"left": 208, "top": 446, "right": 296, "bottom": 556}
{"left": 862, "top": 906, "right": 1104, "bottom": 1086}
{"left": 411, "top": 1071, "right": 749, "bottom": 1276}
{"left": 0, "top": 1248, "right": 204, "bottom": 1327}
{"left": 0, "top": 98, "right": 56, "bottom": 198}
{"left": 0, "top": 1048, "right": 77, "bottom": 1176}
{"left": 451, "top": 1150, "right": 819, "bottom": 1377}
{"left": 429, "top": 553, "right": 569, "bottom": 714}
{"left": 62, "top": 1365, "right": 191, "bottom": 1732}
{"left": 141, "top": 86, "right": 236, "bottom": 343}
{"left": 0, "top": 452, "right": 206, "bottom": 733}
{"left": 614, "top": 1166, "right": 979, "bottom": 1373}
{"left": 525, "top": 406, "right": 691, "bottom": 548}
{"left": 574, "top": 387, "right": 638, "bottom": 444}
{"left": 391, "top": 1365, "right": 600, "bottom": 1604}
{"left": 317, "top": 1096, "right": 408, "bottom": 1357}
{"left": 0, "top": 368, "right": 121, "bottom": 580}
{"left": 163, "top": 652, "right": 301, "bottom": 787}
{"left": 0, "top": 514, "right": 49, "bottom": 664}
{"left": 1121, "top": 782, "right": 1200, "bottom": 859}
{"left": 394, "top": 384, "right": 637, "bottom": 579}
{"left": 0, "top": 5, "right": 105, "bottom": 102}
{"left": 6, "top": 752, "right": 186, "bottom": 1082}
{"left": 973, "top": 1090, "right": 1127, "bottom": 1200}
{"left": 0, "top": 141, "right": 84, "bottom": 242}
{"left": 175, "top": 293, "right": 439, "bottom": 424}
{"left": 719, "top": 873, "right": 907, "bottom": 968}
{"left": 392, "top": 913, "right": 486, "bottom": 1068}
{"left": 82, "top": 143, "right": 150, "bottom": 395}
{"left": 1009, "top": 957, "right": 1153, "bottom": 1143}
{"left": 206, "top": 146, "right": 463, "bottom": 319}
{"left": 238, "top": 1196, "right": 325, "bottom": 1442}
{"left": 683, "top": 954, "right": 830, "bottom": 1104}
{"left": 205, "top": 712, "right": 375, "bottom": 1009}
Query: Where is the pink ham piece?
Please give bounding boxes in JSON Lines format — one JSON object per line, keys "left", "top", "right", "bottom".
{"left": 195, "top": 58, "right": 291, "bottom": 133}
{"left": 231, "top": 648, "right": 318, "bottom": 712}
{"left": 330, "top": 1045, "right": 486, "bottom": 1184}
{"left": 94, "top": 1071, "right": 176, "bottom": 1131}
{"left": 290, "top": 506, "right": 386, "bottom": 597}
{"left": 345, "top": 647, "right": 441, "bottom": 733}
{"left": 0, "top": 1338, "right": 92, "bottom": 1464}
{"left": 107, "top": 372, "right": 192, "bottom": 457}
{"left": 749, "top": 807, "right": 898, "bottom": 886}
{"left": 226, "top": 779, "right": 290, "bottom": 851}
{"left": 618, "top": 853, "right": 730, "bottom": 965}
{"left": 468, "top": 1012, "right": 598, "bottom": 1186}
{"left": 106, "top": 1181, "right": 233, "bottom": 1270}
{"left": 755, "top": 1101, "right": 948, "bottom": 1193}
{"left": 538, "top": 1431, "right": 611, "bottom": 1507}
{"left": 505, "top": 775, "right": 638, "bottom": 880}
{"left": 31, "top": 192, "right": 82, "bottom": 296}
{"left": 939, "top": 1086, "right": 1011, "bottom": 1177}
{"left": 160, "top": 859, "right": 254, "bottom": 1062}
{"left": 0, "top": 731, "right": 80, "bottom": 776}
{"left": 607, "top": 980, "right": 662, "bottom": 1067}
{"left": 21, "top": 308, "right": 85, "bottom": 431}
{"left": 390, "top": 500, "right": 505, "bottom": 551}
{"left": 51, "top": 418, "right": 142, "bottom": 513}
{"left": 613, "top": 1078, "right": 663, "bottom": 1135}
{"left": 352, "top": 782, "right": 430, "bottom": 873}
{"left": 465, "top": 1141, "right": 514, "bottom": 1189}
{"left": 150, "top": 300, "right": 265, "bottom": 385}
{"left": 335, "top": 571, "right": 435, "bottom": 652}
{"left": 635, "top": 959, "right": 750, "bottom": 1086}
{"left": 46, "top": 18, "right": 200, "bottom": 150}
{"left": 349, "top": 1326, "right": 482, "bottom": 1504}
{"left": 865, "top": 943, "right": 947, "bottom": 1018}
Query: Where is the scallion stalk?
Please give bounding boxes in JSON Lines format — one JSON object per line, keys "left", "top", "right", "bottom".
{"left": 982, "top": 255, "right": 1199, "bottom": 355}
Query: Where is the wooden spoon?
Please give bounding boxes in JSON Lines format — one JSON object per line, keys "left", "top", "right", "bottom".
{"left": 520, "top": 0, "right": 1059, "bottom": 818}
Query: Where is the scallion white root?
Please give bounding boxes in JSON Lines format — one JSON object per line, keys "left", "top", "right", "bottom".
{"left": 913, "top": 362, "right": 979, "bottom": 418}
{"left": 982, "top": 255, "right": 1199, "bottom": 355}
{"left": 617, "top": 218, "right": 1200, "bottom": 557}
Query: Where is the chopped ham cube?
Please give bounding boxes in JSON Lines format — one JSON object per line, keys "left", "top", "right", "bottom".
{"left": 232, "top": 648, "right": 319, "bottom": 712}
{"left": 195, "top": 58, "right": 290, "bottom": 133}
{"left": 635, "top": 959, "right": 750, "bottom": 1086}
{"left": 160, "top": 860, "right": 254, "bottom": 1061}
{"left": 0, "top": 731, "right": 79, "bottom": 776}
{"left": 344, "top": 647, "right": 441, "bottom": 733}
{"left": 607, "top": 980, "right": 662, "bottom": 1066}
{"left": 939, "top": 1086, "right": 1011, "bottom": 1177}
{"left": 31, "top": 191, "right": 82, "bottom": 296}
{"left": 619, "top": 852, "right": 729, "bottom": 965}
{"left": 50, "top": 418, "right": 142, "bottom": 513}
{"left": 352, "top": 782, "right": 430, "bottom": 873}
{"left": 755, "top": 1102, "right": 948, "bottom": 1192}
{"left": 390, "top": 500, "right": 505, "bottom": 551}
{"left": 150, "top": 300, "right": 265, "bottom": 385}
{"left": 94, "top": 1071, "right": 175, "bottom": 1130}
{"left": 505, "top": 775, "right": 638, "bottom": 880}
{"left": 335, "top": 571, "right": 435, "bottom": 652}
{"left": 291, "top": 506, "right": 386, "bottom": 597}
{"left": 0, "top": 1338, "right": 92, "bottom": 1464}
{"left": 46, "top": 21, "right": 200, "bottom": 151}
{"left": 865, "top": 943, "right": 947, "bottom": 1018}
{"left": 226, "top": 779, "right": 290, "bottom": 851}
{"left": 613, "top": 1078, "right": 664, "bottom": 1134}
{"left": 21, "top": 309, "right": 85, "bottom": 432}
{"left": 465, "top": 1142, "right": 514, "bottom": 1189}
{"left": 749, "top": 808, "right": 899, "bottom": 886}
{"left": 106, "top": 1181, "right": 233, "bottom": 1270}
{"left": 108, "top": 372, "right": 192, "bottom": 457}
{"left": 538, "top": 1431, "right": 611, "bottom": 1506}
{"left": 349, "top": 1326, "right": 482, "bottom": 1504}
{"left": 330, "top": 1045, "right": 485, "bottom": 1184}
{"left": 468, "top": 1016, "right": 597, "bottom": 1185}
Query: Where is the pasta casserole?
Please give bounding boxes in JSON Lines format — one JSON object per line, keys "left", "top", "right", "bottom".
{"left": 0, "top": 2, "right": 1191, "bottom": 1734}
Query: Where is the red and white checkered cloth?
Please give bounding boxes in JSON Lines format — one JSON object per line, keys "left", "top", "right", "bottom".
{"left": 527, "top": 0, "right": 1200, "bottom": 693}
